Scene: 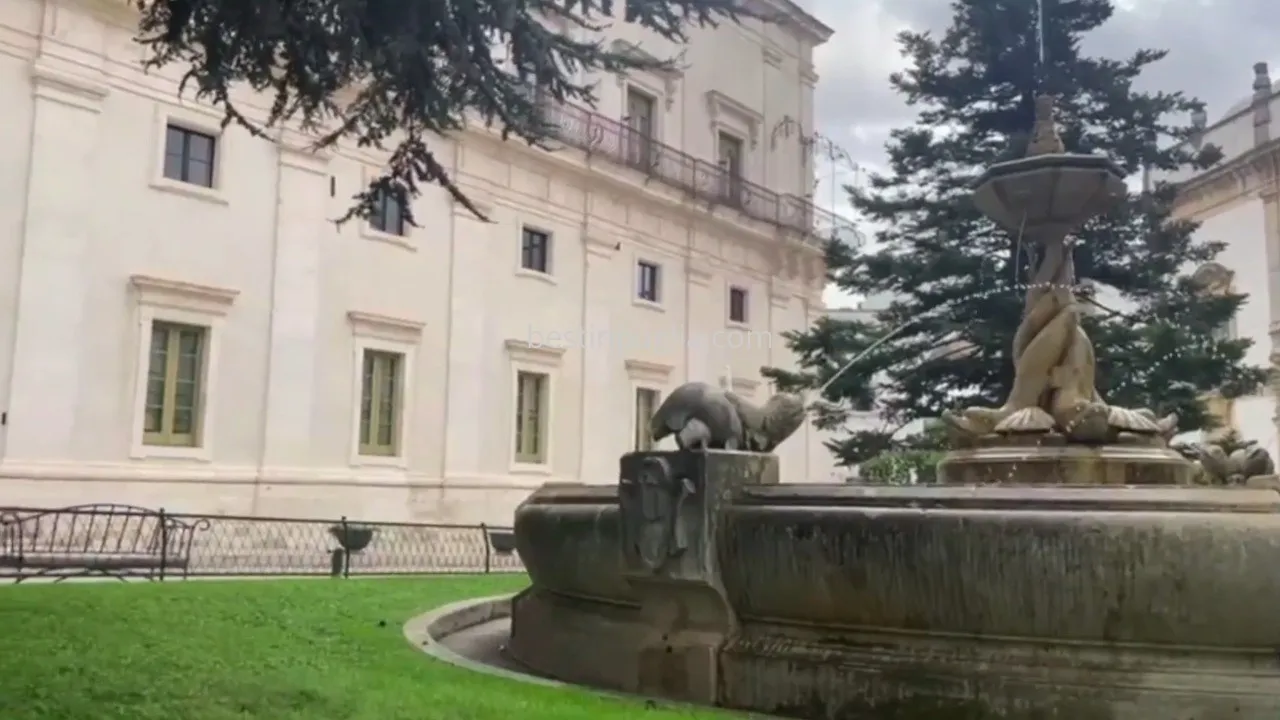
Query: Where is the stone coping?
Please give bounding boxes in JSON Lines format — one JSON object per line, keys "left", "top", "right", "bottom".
{"left": 403, "top": 593, "right": 565, "bottom": 689}
{"left": 403, "top": 594, "right": 757, "bottom": 716}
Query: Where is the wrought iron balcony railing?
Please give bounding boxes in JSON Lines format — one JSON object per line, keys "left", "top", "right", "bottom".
{"left": 523, "top": 98, "right": 849, "bottom": 247}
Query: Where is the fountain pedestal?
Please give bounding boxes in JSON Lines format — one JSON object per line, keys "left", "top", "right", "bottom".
{"left": 508, "top": 451, "right": 776, "bottom": 704}
{"left": 939, "top": 436, "right": 1190, "bottom": 485}
{"left": 617, "top": 451, "right": 776, "bottom": 704}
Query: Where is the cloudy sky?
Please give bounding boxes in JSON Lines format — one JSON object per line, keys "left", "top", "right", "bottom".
{"left": 798, "top": 0, "right": 1275, "bottom": 305}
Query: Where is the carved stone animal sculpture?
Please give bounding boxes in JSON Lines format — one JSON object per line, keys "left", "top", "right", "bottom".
{"left": 728, "top": 391, "right": 807, "bottom": 452}
{"left": 649, "top": 382, "right": 808, "bottom": 453}
{"left": 649, "top": 382, "right": 743, "bottom": 450}
{"left": 1196, "top": 438, "right": 1276, "bottom": 484}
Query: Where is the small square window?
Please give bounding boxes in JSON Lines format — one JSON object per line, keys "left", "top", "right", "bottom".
{"left": 728, "top": 286, "right": 749, "bottom": 324}
{"left": 163, "top": 125, "right": 217, "bottom": 188}
{"left": 637, "top": 261, "right": 661, "bottom": 303}
{"left": 370, "top": 188, "right": 406, "bottom": 236}
{"left": 521, "top": 227, "right": 551, "bottom": 273}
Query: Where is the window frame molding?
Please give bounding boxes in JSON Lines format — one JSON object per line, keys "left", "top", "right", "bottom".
{"left": 150, "top": 103, "right": 229, "bottom": 205}
{"left": 705, "top": 90, "right": 763, "bottom": 151}
{"left": 347, "top": 311, "right": 423, "bottom": 469}
{"left": 727, "top": 284, "right": 750, "bottom": 327}
{"left": 128, "top": 274, "right": 239, "bottom": 462}
{"left": 625, "top": 359, "right": 673, "bottom": 452}
{"left": 515, "top": 223, "right": 557, "bottom": 285}
{"left": 359, "top": 166, "right": 415, "bottom": 251}
{"left": 633, "top": 256, "right": 665, "bottom": 312}
{"left": 620, "top": 83, "right": 664, "bottom": 173}
{"left": 612, "top": 40, "right": 679, "bottom": 112}
{"left": 505, "top": 339, "right": 565, "bottom": 474}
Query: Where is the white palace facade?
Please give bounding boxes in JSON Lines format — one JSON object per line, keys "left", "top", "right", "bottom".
{"left": 0, "top": 0, "right": 842, "bottom": 524}
{"left": 1165, "top": 61, "right": 1280, "bottom": 460}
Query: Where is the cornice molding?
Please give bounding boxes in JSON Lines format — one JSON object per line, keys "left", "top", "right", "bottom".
{"left": 744, "top": 0, "right": 834, "bottom": 45}
{"left": 504, "top": 338, "right": 566, "bottom": 366}
{"left": 30, "top": 61, "right": 110, "bottom": 113}
{"left": 275, "top": 129, "right": 333, "bottom": 173}
{"left": 347, "top": 310, "right": 424, "bottom": 343}
{"left": 769, "top": 285, "right": 792, "bottom": 309}
{"left": 625, "top": 359, "right": 674, "bottom": 383}
{"left": 129, "top": 275, "right": 238, "bottom": 316}
{"left": 584, "top": 234, "right": 619, "bottom": 259}
{"left": 762, "top": 45, "right": 784, "bottom": 68}
{"left": 1175, "top": 138, "right": 1280, "bottom": 220}
{"left": 705, "top": 90, "right": 764, "bottom": 148}
{"left": 687, "top": 258, "right": 714, "bottom": 287}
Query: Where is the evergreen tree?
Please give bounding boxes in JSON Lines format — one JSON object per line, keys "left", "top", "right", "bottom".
{"left": 764, "top": 0, "right": 1268, "bottom": 466}
{"left": 132, "top": 0, "right": 752, "bottom": 221}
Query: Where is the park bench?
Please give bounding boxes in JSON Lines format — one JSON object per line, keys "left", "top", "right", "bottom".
{"left": 0, "top": 504, "right": 207, "bottom": 583}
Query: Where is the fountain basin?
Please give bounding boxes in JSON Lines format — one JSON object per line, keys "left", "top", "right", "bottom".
{"left": 510, "top": 451, "right": 1280, "bottom": 719}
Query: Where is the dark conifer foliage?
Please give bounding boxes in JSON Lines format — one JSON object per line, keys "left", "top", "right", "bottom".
{"left": 132, "top": 0, "right": 756, "bottom": 222}
{"left": 763, "top": 0, "right": 1268, "bottom": 466}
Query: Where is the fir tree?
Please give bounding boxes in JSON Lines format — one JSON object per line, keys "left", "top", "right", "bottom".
{"left": 132, "top": 0, "right": 755, "bottom": 222}
{"left": 764, "top": 0, "right": 1268, "bottom": 466}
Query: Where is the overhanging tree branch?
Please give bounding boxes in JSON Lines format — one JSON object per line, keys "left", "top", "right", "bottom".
{"left": 132, "top": 0, "right": 767, "bottom": 224}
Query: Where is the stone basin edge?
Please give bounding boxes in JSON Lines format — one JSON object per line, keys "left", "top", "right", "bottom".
{"left": 404, "top": 593, "right": 760, "bottom": 717}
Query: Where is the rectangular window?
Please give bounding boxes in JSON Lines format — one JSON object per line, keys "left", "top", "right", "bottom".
{"left": 359, "top": 349, "right": 403, "bottom": 456}
{"left": 625, "top": 88, "right": 657, "bottom": 171}
{"left": 717, "top": 131, "right": 745, "bottom": 205}
{"left": 514, "top": 371, "right": 549, "bottom": 464}
{"left": 143, "top": 321, "right": 206, "bottom": 447}
{"left": 163, "top": 125, "right": 216, "bottom": 188}
{"left": 521, "top": 227, "right": 551, "bottom": 273}
{"left": 637, "top": 261, "right": 661, "bottom": 303}
{"left": 635, "top": 387, "right": 660, "bottom": 451}
{"left": 624, "top": 0, "right": 638, "bottom": 22}
{"left": 370, "top": 188, "right": 406, "bottom": 236}
{"left": 728, "top": 286, "right": 749, "bottom": 323}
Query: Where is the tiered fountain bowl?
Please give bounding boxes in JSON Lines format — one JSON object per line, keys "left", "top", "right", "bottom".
{"left": 506, "top": 99, "right": 1280, "bottom": 719}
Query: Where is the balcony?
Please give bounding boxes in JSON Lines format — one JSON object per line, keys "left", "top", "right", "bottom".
{"left": 524, "top": 99, "right": 852, "bottom": 248}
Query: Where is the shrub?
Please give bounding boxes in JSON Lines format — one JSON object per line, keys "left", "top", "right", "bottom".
{"left": 856, "top": 450, "right": 945, "bottom": 485}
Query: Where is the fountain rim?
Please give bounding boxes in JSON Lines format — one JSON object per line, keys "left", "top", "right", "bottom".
{"left": 970, "top": 152, "right": 1127, "bottom": 190}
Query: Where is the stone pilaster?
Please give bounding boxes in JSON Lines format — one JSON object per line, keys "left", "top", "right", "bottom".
{"left": 1264, "top": 187, "right": 1280, "bottom": 450}
{"left": 258, "top": 134, "right": 330, "bottom": 470}
{"left": 3, "top": 57, "right": 108, "bottom": 461}
{"left": 684, "top": 258, "right": 714, "bottom": 383}
{"left": 441, "top": 193, "right": 494, "bottom": 479}
{"left": 578, "top": 231, "right": 618, "bottom": 483}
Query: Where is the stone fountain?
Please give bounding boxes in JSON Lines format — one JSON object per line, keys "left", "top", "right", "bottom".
{"left": 506, "top": 98, "right": 1280, "bottom": 718}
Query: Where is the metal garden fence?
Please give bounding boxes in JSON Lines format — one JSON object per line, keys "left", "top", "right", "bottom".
{"left": 0, "top": 504, "right": 522, "bottom": 583}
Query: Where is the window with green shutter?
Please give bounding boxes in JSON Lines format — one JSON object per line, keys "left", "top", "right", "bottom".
{"left": 143, "top": 321, "right": 206, "bottom": 447}
{"left": 359, "top": 350, "right": 403, "bottom": 456}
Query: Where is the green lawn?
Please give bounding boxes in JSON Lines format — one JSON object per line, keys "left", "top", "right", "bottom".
{"left": 0, "top": 575, "right": 722, "bottom": 720}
